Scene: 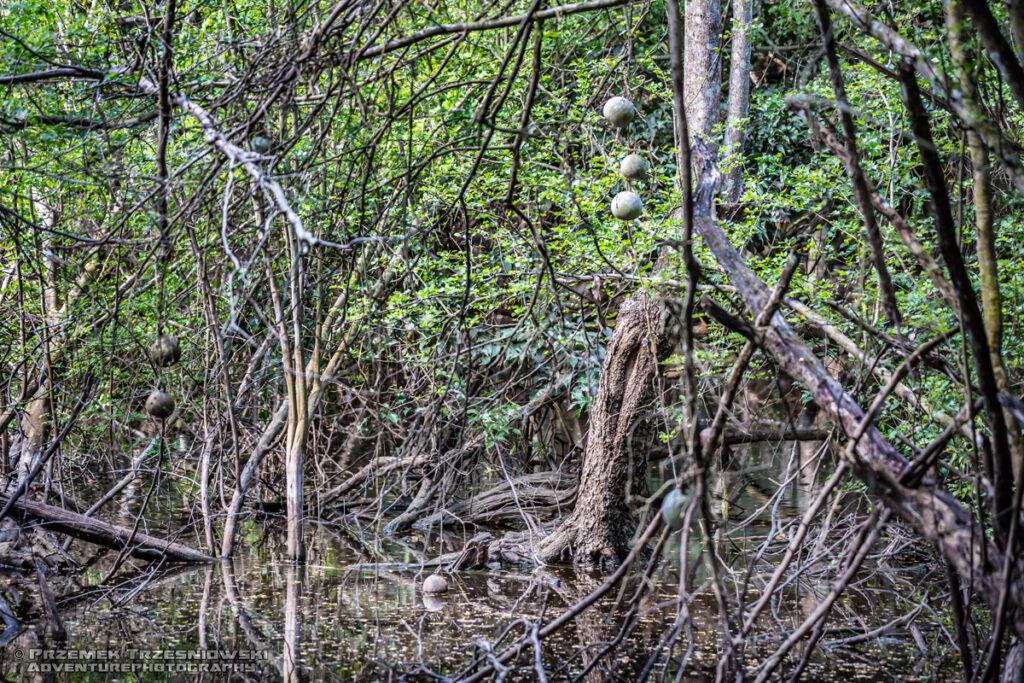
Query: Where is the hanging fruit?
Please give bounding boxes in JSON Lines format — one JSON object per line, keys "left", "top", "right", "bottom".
{"left": 145, "top": 390, "right": 176, "bottom": 419}
{"left": 250, "top": 135, "right": 272, "bottom": 154}
{"left": 660, "top": 489, "right": 689, "bottom": 531}
{"left": 602, "top": 96, "right": 635, "bottom": 127}
{"left": 619, "top": 153, "right": 648, "bottom": 180}
{"left": 611, "top": 191, "right": 642, "bottom": 220}
{"left": 149, "top": 334, "right": 181, "bottom": 367}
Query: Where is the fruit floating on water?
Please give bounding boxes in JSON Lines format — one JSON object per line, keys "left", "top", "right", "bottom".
{"left": 145, "top": 390, "right": 176, "bottom": 419}
{"left": 611, "top": 191, "right": 642, "bottom": 220}
{"left": 619, "top": 153, "right": 648, "bottom": 180}
{"left": 422, "top": 574, "right": 449, "bottom": 594}
{"left": 149, "top": 334, "right": 181, "bottom": 367}
{"left": 660, "top": 489, "right": 689, "bottom": 531}
{"left": 603, "top": 96, "right": 635, "bottom": 127}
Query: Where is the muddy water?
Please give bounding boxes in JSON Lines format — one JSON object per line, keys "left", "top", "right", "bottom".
{"left": 0, "top": 438, "right": 957, "bottom": 681}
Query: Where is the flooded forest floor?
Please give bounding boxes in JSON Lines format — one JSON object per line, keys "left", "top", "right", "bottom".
{"left": 0, "top": 427, "right": 962, "bottom": 681}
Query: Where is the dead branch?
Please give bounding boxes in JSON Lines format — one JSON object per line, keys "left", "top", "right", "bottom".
{"left": 0, "top": 493, "right": 211, "bottom": 564}
{"left": 687, "top": 138, "right": 1024, "bottom": 640}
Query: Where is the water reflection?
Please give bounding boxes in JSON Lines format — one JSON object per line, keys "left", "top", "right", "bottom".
{"left": 0, "top": 435, "right": 952, "bottom": 680}
{"left": 0, "top": 528, "right": 938, "bottom": 682}
{"left": 282, "top": 565, "right": 303, "bottom": 683}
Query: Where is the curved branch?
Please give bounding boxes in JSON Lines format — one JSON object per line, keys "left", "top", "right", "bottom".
{"left": 0, "top": 67, "right": 106, "bottom": 85}
{"left": 354, "top": 0, "right": 632, "bottom": 61}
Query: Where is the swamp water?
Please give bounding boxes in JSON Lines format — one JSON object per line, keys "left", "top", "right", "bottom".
{"left": 0, "top": 439, "right": 956, "bottom": 681}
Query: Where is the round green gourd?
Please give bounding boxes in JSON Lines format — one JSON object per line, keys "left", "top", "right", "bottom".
{"left": 660, "top": 489, "right": 688, "bottom": 530}
{"left": 603, "top": 97, "right": 635, "bottom": 127}
{"left": 149, "top": 334, "right": 181, "bottom": 367}
{"left": 620, "top": 153, "right": 648, "bottom": 180}
{"left": 423, "top": 574, "right": 449, "bottom": 593}
{"left": 250, "top": 135, "right": 272, "bottom": 154}
{"left": 611, "top": 191, "right": 642, "bottom": 220}
{"left": 145, "top": 390, "right": 176, "bottom": 419}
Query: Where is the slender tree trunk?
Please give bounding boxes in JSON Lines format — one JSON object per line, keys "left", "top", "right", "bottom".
{"left": 285, "top": 435, "right": 306, "bottom": 562}
{"left": 684, "top": 0, "right": 722, "bottom": 141}
{"left": 218, "top": 244, "right": 374, "bottom": 558}
{"left": 947, "top": 3, "right": 1002, "bottom": 367}
{"left": 282, "top": 564, "right": 303, "bottom": 682}
{"left": 199, "top": 428, "right": 215, "bottom": 553}
{"left": 284, "top": 234, "right": 308, "bottom": 563}
{"left": 899, "top": 60, "right": 1016, "bottom": 546}
{"left": 812, "top": 0, "right": 901, "bottom": 326}
{"left": 12, "top": 200, "right": 58, "bottom": 486}
{"left": 946, "top": 1, "right": 1023, "bottom": 479}
{"left": 220, "top": 401, "right": 288, "bottom": 558}
{"left": 723, "top": 0, "right": 752, "bottom": 202}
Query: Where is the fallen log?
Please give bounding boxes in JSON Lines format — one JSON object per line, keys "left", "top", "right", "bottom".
{"left": 713, "top": 426, "right": 831, "bottom": 445}
{"left": 1, "top": 493, "right": 211, "bottom": 564}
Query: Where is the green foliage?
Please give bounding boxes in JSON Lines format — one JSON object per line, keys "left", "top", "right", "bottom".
{"left": 0, "top": 0, "right": 1022, "bottom": 514}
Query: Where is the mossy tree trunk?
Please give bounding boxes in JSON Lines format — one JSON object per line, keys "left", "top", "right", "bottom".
{"left": 945, "top": 1, "right": 1024, "bottom": 481}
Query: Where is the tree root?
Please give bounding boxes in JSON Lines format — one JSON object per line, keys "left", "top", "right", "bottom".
{"left": 413, "top": 471, "right": 576, "bottom": 531}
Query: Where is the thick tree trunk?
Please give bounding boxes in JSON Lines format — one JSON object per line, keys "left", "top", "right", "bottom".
{"left": 540, "top": 0, "right": 720, "bottom": 566}
{"left": 537, "top": 295, "right": 675, "bottom": 566}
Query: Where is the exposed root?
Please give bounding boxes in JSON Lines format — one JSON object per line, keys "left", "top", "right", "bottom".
{"left": 413, "top": 471, "right": 577, "bottom": 530}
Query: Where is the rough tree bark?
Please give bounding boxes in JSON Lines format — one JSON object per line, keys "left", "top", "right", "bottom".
{"left": 0, "top": 492, "right": 211, "bottom": 563}
{"left": 723, "top": 0, "right": 752, "bottom": 202}
{"left": 536, "top": 295, "right": 675, "bottom": 565}
{"left": 538, "top": 0, "right": 720, "bottom": 567}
